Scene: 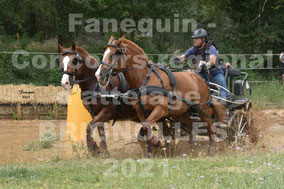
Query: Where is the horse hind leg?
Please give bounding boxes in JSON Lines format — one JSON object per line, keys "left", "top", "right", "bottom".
{"left": 171, "top": 114, "right": 200, "bottom": 152}
{"left": 199, "top": 113, "right": 217, "bottom": 156}
{"left": 206, "top": 100, "right": 226, "bottom": 155}
{"left": 158, "top": 118, "right": 173, "bottom": 147}
{"left": 138, "top": 122, "right": 164, "bottom": 158}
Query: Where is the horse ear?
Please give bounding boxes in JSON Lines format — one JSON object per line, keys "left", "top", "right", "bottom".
{"left": 71, "top": 42, "right": 76, "bottom": 50}
{"left": 108, "top": 35, "right": 114, "bottom": 43}
{"left": 118, "top": 36, "right": 127, "bottom": 45}
{"left": 121, "top": 34, "right": 126, "bottom": 39}
{"left": 58, "top": 44, "right": 64, "bottom": 53}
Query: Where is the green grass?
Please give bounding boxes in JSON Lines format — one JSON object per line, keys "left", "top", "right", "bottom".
{"left": 249, "top": 82, "right": 284, "bottom": 110}
{"left": 0, "top": 153, "right": 283, "bottom": 188}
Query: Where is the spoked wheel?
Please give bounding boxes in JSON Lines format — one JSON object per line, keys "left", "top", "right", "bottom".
{"left": 227, "top": 109, "right": 251, "bottom": 148}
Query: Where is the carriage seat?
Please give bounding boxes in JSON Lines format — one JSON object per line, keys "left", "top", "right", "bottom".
{"left": 226, "top": 68, "right": 241, "bottom": 77}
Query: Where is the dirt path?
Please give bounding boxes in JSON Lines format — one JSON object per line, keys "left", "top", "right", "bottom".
{"left": 254, "top": 109, "right": 284, "bottom": 152}
{"left": 0, "top": 109, "right": 283, "bottom": 164}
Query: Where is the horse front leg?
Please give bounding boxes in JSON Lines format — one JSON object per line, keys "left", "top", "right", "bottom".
{"left": 86, "top": 106, "right": 114, "bottom": 155}
{"left": 140, "top": 106, "right": 169, "bottom": 157}
{"left": 86, "top": 120, "right": 99, "bottom": 154}
{"left": 96, "top": 122, "right": 109, "bottom": 155}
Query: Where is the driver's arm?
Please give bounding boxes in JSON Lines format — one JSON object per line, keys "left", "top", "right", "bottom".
{"left": 178, "top": 47, "right": 195, "bottom": 60}
{"left": 206, "top": 45, "right": 218, "bottom": 67}
{"left": 207, "top": 54, "right": 216, "bottom": 67}
{"left": 178, "top": 54, "right": 186, "bottom": 60}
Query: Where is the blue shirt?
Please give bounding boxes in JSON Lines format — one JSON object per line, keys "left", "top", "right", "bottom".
{"left": 184, "top": 44, "right": 223, "bottom": 75}
{"left": 184, "top": 45, "right": 219, "bottom": 58}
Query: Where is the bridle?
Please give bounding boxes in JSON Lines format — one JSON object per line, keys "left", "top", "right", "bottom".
{"left": 60, "top": 50, "right": 96, "bottom": 89}
{"left": 99, "top": 39, "right": 156, "bottom": 88}
{"left": 61, "top": 50, "right": 82, "bottom": 76}
{"left": 100, "top": 43, "right": 126, "bottom": 69}
{"left": 98, "top": 41, "right": 128, "bottom": 87}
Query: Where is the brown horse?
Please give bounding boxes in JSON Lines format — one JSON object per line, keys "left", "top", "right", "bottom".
{"left": 59, "top": 42, "right": 138, "bottom": 155}
{"left": 96, "top": 36, "right": 225, "bottom": 157}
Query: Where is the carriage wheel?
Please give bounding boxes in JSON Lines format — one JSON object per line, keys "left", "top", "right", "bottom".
{"left": 227, "top": 109, "right": 250, "bottom": 147}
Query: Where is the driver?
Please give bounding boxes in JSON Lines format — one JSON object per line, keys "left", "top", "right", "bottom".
{"left": 177, "top": 28, "right": 229, "bottom": 99}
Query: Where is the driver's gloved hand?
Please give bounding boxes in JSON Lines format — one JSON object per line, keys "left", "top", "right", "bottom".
{"left": 173, "top": 57, "right": 180, "bottom": 64}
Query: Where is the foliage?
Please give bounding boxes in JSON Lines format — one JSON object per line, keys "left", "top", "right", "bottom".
{"left": 0, "top": 0, "right": 283, "bottom": 85}
{"left": 22, "top": 126, "right": 58, "bottom": 151}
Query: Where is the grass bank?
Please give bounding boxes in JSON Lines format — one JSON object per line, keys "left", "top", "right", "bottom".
{"left": 249, "top": 82, "right": 284, "bottom": 110}
{"left": 0, "top": 153, "right": 283, "bottom": 188}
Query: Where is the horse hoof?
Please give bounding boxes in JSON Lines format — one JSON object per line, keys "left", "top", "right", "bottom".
{"left": 87, "top": 145, "right": 100, "bottom": 156}
{"left": 208, "top": 147, "right": 215, "bottom": 156}
{"left": 89, "top": 149, "right": 100, "bottom": 156}
{"left": 99, "top": 149, "right": 110, "bottom": 157}
{"left": 146, "top": 152, "right": 153, "bottom": 158}
{"left": 160, "top": 140, "right": 166, "bottom": 148}
{"left": 192, "top": 145, "right": 201, "bottom": 152}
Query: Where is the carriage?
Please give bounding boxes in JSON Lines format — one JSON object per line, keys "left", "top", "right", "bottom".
{"left": 209, "top": 67, "right": 253, "bottom": 147}
{"left": 189, "top": 66, "right": 253, "bottom": 147}
{"left": 143, "top": 63, "right": 254, "bottom": 148}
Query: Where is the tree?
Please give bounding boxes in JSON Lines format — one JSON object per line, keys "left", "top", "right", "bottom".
{"left": 56, "top": 0, "right": 75, "bottom": 47}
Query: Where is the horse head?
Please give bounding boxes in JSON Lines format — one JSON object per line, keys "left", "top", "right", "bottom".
{"left": 59, "top": 42, "right": 98, "bottom": 90}
{"left": 96, "top": 35, "right": 148, "bottom": 88}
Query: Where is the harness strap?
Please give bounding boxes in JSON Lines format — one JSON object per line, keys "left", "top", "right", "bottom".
{"left": 138, "top": 95, "right": 149, "bottom": 117}
{"left": 158, "top": 67, "right": 176, "bottom": 91}
{"left": 109, "top": 79, "right": 114, "bottom": 89}
{"left": 100, "top": 61, "right": 113, "bottom": 67}
{"left": 133, "top": 86, "right": 216, "bottom": 122}
{"left": 117, "top": 72, "right": 129, "bottom": 93}
{"left": 142, "top": 66, "right": 153, "bottom": 86}
{"left": 76, "top": 77, "right": 97, "bottom": 84}
{"left": 150, "top": 64, "right": 165, "bottom": 89}
{"left": 142, "top": 63, "right": 166, "bottom": 89}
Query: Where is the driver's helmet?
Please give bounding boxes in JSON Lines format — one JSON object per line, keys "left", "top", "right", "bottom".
{"left": 192, "top": 28, "right": 208, "bottom": 38}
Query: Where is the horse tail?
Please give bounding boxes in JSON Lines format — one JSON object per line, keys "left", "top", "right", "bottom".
{"left": 212, "top": 98, "right": 225, "bottom": 123}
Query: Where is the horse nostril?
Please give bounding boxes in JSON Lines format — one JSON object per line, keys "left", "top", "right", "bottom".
{"left": 65, "top": 81, "right": 69, "bottom": 85}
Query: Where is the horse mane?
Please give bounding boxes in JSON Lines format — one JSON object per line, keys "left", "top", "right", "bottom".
{"left": 75, "top": 46, "right": 90, "bottom": 57}
{"left": 75, "top": 46, "right": 98, "bottom": 66}
{"left": 119, "top": 38, "right": 149, "bottom": 62}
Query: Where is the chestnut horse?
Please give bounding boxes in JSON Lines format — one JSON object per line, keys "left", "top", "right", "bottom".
{"left": 59, "top": 42, "right": 138, "bottom": 155}
{"left": 96, "top": 36, "right": 225, "bottom": 157}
